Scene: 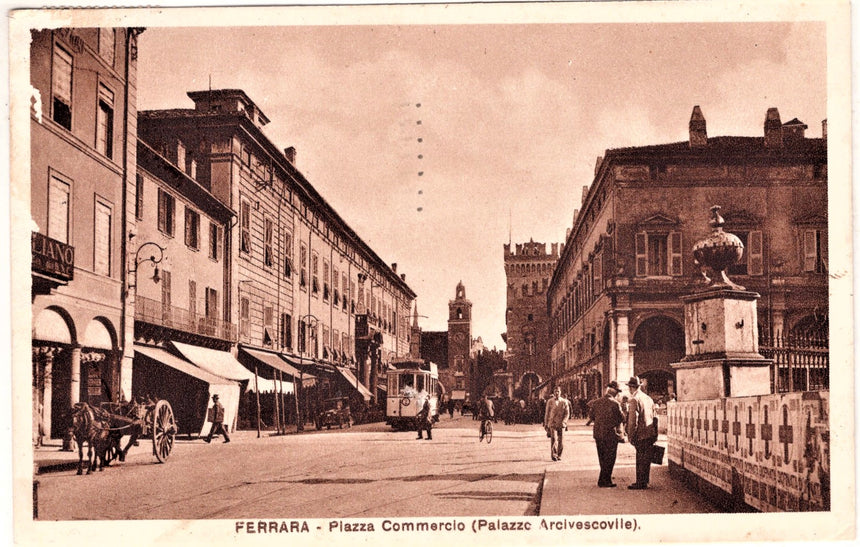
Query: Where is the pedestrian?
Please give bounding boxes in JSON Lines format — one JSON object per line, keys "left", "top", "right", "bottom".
{"left": 626, "top": 376, "right": 657, "bottom": 489}
{"left": 415, "top": 396, "right": 433, "bottom": 440}
{"left": 477, "top": 394, "right": 495, "bottom": 441}
{"left": 205, "top": 394, "right": 230, "bottom": 444}
{"left": 448, "top": 398, "right": 455, "bottom": 418}
{"left": 589, "top": 381, "right": 625, "bottom": 487}
{"left": 543, "top": 386, "right": 571, "bottom": 461}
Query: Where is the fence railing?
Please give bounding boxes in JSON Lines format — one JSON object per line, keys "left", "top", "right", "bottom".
{"left": 135, "top": 295, "right": 237, "bottom": 342}
{"left": 759, "top": 332, "right": 829, "bottom": 393}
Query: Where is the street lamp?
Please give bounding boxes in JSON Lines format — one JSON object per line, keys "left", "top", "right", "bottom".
{"left": 128, "top": 242, "right": 166, "bottom": 290}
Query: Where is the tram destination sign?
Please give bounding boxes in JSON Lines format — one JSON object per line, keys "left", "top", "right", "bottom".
{"left": 32, "top": 232, "right": 74, "bottom": 281}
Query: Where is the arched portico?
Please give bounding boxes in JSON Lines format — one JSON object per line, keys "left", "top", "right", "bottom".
{"left": 632, "top": 315, "right": 684, "bottom": 401}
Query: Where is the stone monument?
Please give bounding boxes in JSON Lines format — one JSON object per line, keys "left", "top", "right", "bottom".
{"left": 672, "top": 206, "right": 772, "bottom": 400}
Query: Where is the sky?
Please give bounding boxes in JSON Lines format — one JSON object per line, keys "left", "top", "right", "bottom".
{"left": 134, "top": 17, "right": 826, "bottom": 350}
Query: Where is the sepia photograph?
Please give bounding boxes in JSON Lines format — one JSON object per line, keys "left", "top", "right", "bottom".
{"left": 8, "top": 1, "right": 855, "bottom": 545}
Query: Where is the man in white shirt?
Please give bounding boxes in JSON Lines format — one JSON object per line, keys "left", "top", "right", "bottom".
{"left": 543, "top": 386, "right": 571, "bottom": 461}
{"left": 626, "top": 376, "right": 656, "bottom": 489}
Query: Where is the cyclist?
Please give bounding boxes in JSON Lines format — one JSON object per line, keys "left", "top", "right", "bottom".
{"left": 477, "top": 394, "right": 495, "bottom": 441}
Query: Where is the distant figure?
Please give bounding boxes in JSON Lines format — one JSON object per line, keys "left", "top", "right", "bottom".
{"left": 415, "top": 397, "right": 433, "bottom": 440}
{"left": 590, "top": 381, "right": 625, "bottom": 487}
{"left": 477, "top": 395, "right": 495, "bottom": 442}
{"left": 626, "top": 376, "right": 656, "bottom": 490}
{"left": 543, "top": 386, "right": 571, "bottom": 461}
{"left": 448, "top": 398, "right": 455, "bottom": 418}
{"left": 205, "top": 394, "right": 230, "bottom": 444}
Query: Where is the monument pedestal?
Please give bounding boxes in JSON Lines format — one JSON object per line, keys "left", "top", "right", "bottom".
{"left": 672, "top": 288, "right": 771, "bottom": 401}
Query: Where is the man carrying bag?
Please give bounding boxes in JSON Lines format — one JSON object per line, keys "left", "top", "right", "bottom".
{"left": 625, "top": 377, "right": 656, "bottom": 489}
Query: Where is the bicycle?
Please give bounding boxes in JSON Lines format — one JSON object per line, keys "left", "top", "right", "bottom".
{"left": 479, "top": 418, "right": 493, "bottom": 443}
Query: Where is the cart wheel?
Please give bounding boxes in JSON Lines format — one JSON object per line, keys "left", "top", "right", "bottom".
{"left": 152, "top": 400, "right": 176, "bottom": 463}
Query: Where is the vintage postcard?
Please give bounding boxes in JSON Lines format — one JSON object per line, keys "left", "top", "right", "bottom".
{"left": 8, "top": 1, "right": 854, "bottom": 545}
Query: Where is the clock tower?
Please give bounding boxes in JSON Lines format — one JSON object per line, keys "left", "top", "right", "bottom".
{"left": 447, "top": 281, "right": 473, "bottom": 393}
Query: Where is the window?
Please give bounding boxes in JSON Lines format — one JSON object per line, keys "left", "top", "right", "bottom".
{"left": 240, "top": 297, "right": 250, "bottom": 338}
{"left": 94, "top": 200, "right": 112, "bottom": 276}
{"left": 728, "top": 231, "right": 763, "bottom": 276}
{"left": 263, "top": 305, "right": 274, "bottom": 347}
{"left": 332, "top": 267, "right": 340, "bottom": 305}
{"left": 312, "top": 253, "right": 319, "bottom": 294}
{"left": 157, "top": 189, "right": 175, "bottom": 237}
{"left": 300, "top": 244, "right": 308, "bottom": 288}
{"left": 283, "top": 231, "right": 293, "bottom": 278}
{"left": 635, "top": 231, "right": 683, "bottom": 276}
{"left": 96, "top": 85, "right": 114, "bottom": 158}
{"left": 188, "top": 280, "right": 197, "bottom": 317}
{"left": 98, "top": 28, "right": 115, "bottom": 66}
{"left": 280, "top": 313, "right": 292, "bottom": 350}
{"left": 209, "top": 222, "right": 222, "bottom": 261}
{"left": 803, "top": 229, "right": 828, "bottom": 274}
{"left": 343, "top": 273, "right": 349, "bottom": 311}
{"left": 342, "top": 332, "right": 349, "bottom": 357}
{"left": 323, "top": 260, "right": 330, "bottom": 301}
{"left": 52, "top": 44, "right": 73, "bottom": 130}
{"left": 48, "top": 174, "right": 70, "bottom": 243}
{"left": 240, "top": 199, "right": 251, "bottom": 254}
{"left": 135, "top": 173, "right": 144, "bottom": 220}
{"left": 592, "top": 254, "right": 602, "bottom": 296}
{"left": 264, "top": 218, "right": 273, "bottom": 267}
{"left": 205, "top": 288, "right": 218, "bottom": 319}
{"left": 184, "top": 207, "right": 200, "bottom": 250}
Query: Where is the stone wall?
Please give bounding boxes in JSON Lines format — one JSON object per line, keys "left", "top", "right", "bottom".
{"left": 667, "top": 391, "right": 829, "bottom": 512}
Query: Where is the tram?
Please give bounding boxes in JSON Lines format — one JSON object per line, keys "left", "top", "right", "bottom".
{"left": 385, "top": 359, "right": 440, "bottom": 430}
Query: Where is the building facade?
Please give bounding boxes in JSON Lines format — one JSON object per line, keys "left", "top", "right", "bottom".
{"left": 30, "top": 27, "right": 143, "bottom": 442}
{"left": 547, "top": 106, "right": 828, "bottom": 403}
{"left": 138, "top": 89, "right": 416, "bottom": 408}
{"left": 503, "top": 239, "right": 559, "bottom": 398}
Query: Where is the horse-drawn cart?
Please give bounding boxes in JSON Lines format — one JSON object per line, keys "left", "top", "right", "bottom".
{"left": 72, "top": 398, "right": 178, "bottom": 474}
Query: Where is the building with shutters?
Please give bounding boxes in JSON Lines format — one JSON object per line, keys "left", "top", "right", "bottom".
{"left": 546, "top": 106, "right": 828, "bottom": 404}
{"left": 30, "top": 27, "right": 144, "bottom": 444}
{"left": 138, "top": 89, "right": 416, "bottom": 414}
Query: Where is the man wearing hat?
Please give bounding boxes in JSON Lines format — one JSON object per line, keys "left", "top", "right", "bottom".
{"left": 205, "top": 394, "right": 230, "bottom": 444}
{"left": 589, "top": 380, "right": 625, "bottom": 487}
{"left": 625, "top": 376, "right": 656, "bottom": 489}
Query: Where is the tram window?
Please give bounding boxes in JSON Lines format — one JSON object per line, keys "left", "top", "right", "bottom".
{"left": 389, "top": 374, "right": 398, "bottom": 395}
{"left": 416, "top": 375, "right": 426, "bottom": 392}
{"left": 400, "top": 374, "right": 415, "bottom": 393}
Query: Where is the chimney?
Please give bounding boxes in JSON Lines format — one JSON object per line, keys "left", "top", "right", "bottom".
{"left": 822, "top": 119, "right": 828, "bottom": 139}
{"left": 581, "top": 185, "right": 589, "bottom": 204}
{"left": 764, "top": 108, "right": 783, "bottom": 149}
{"left": 391, "top": 263, "right": 397, "bottom": 273}
{"left": 284, "top": 146, "right": 296, "bottom": 165}
{"left": 551, "top": 242, "right": 558, "bottom": 256}
{"left": 782, "top": 118, "right": 808, "bottom": 146}
{"left": 400, "top": 273, "right": 406, "bottom": 281}
{"left": 689, "top": 105, "right": 707, "bottom": 148}
{"left": 594, "top": 156, "right": 603, "bottom": 176}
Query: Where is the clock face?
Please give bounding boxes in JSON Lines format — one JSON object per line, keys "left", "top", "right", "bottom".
{"left": 454, "top": 332, "right": 465, "bottom": 342}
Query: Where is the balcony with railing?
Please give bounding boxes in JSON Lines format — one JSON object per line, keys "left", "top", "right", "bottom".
{"left": 135, "top": 295, "right": 237, "bottom": 342}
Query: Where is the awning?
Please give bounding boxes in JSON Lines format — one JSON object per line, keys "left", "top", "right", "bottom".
{"left": 170, "top": 341, "right": 255, "bottom": 383}
{"left": 334, "top": 366, "right": 372, "bottom": 400}
{"left": 134, "top": 344, "right": 241, "bottom": 436}
{"left": 241, "top": 347, "right": 309, "bottom": 382}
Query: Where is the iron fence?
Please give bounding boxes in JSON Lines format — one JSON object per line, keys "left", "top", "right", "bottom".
{"left": 135, "top": 295, "right": 237, "bottom": 341}
{"left": 759, "top": 332, "right": 829, "bottom": 393}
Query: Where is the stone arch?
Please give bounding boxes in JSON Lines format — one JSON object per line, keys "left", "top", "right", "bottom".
{"left": 33, "top": 306, "right": 76, "bottom": 345}
{"left": 632, "top": 315, "right": 684, "bottom": 400}
{"left": 82, "top": 317, "right": 117, "bottom": 350}
{"left": 517, "top": 371, "right": 542, "bottom": 399}
{"left": 789, "top": 314, "right": 828, "bottom": 340}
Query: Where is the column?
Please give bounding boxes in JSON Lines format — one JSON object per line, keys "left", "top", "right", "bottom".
{"left": 610, "top": 310, "right": 633, "bottom": 382}
{"left": 42, "top": 351, "right": 54, "bottom": 440}
{"left": 69, "top": 345, "right": 81, "bottom": 405}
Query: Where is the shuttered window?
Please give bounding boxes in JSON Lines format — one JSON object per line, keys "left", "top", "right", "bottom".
{"left": 669, "top": 231, "right": 683, "bottom": 276}
{"left": 96, "top": 85, "right": 114, "bottom": 158}
{"left": 205, "top": 288, "right": 218, "bottom": 319}
{"left": 184, "top": 207, "right": 200, "bottom": 250}
{"left": 240, "top": 200, "right": 251, "bottom": 254}
{"left": 94, "top": 200, "right": 112, "bottom": 276}
{"left": 157, "top": 189, "right": 175, "bottom": 236}
{"left": 209, "top": 222, "right": 222, "bottom": 261}
{"left": 803, "top": 229, "right": 828, "bottom": 274}
{"left": 135, "top": 173, "right": 144, "bottom": 220}
{"left": 592, "top": 254, "right": 602, "bottom": 296}
{"left": 240, "top": 297, "right": 250, "bottom": 337}
{"left": 264, "top": 218, "right": 273, "bottom": 267}
{"left": 52, "top": 44, "right": 72, "bottom": 129}
{"left": 635, "top": 232, "right": 647, "bottom": 276}
{"left": 48, "top": 174, "right": 70, "bottom": 243}
{"left": 188, "top": 280, "right": 197, "bottom": 317}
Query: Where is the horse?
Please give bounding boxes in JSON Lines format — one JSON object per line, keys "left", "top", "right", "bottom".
{"left": 101, "top": 397, "right": 154, "bottom": 463}
{"left": 70, "top": 402, "right": 111, "bottom": 475}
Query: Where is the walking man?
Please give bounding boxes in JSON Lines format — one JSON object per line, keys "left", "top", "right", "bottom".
{"left": 589, "top": 380, "right": 625, "bottom": 487}
{"left": 543, "top": 386, "right": 570, "bottom": 461}
{"left": 626, "top": 376, "right": 656, "bottom": 489}
{"left": 205, "top": 394, "right": 230, "bottom": 444}
{"left": 416, "top": 396, "right": 433, "bottom": 440}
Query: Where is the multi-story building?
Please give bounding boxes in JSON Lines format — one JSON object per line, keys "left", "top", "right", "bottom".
{"left": 503, "top": 239, "right": 559, "bottom": 398}
{"left": 30, "top": 27, "right": 143, "bottom": 443}
{"left": 131, "top": 137, "right": 253, "bottom": 435}
{"left": 548, "top": 106, "right": 828, "bottom": 403}
{"left": 138, "top": 89, "right": 416, "bottom": 408}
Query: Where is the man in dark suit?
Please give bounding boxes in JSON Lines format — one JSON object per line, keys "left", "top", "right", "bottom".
{"left": 589, "top": 380, "right": 625, "bottom": 487}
